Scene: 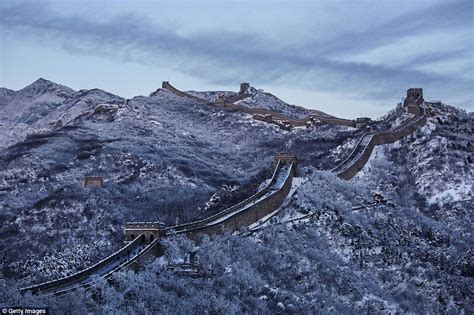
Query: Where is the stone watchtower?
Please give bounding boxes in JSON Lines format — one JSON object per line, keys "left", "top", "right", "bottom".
{"left": 355, "top": 117, "right": 372, "bottom": 128}
{"left": 274, "top": 153, "right": 298, "bottom": 176}
{"left": 124, "top": 222, "right": 164, "bottom": 243}
{"left": 403, "top": 88, "right": 424, "bottom": 114}
{"left": 240, "top": 83, "right": 250, "bottom": 94}
{"left": 406, "top": 88, "right": 423, "bottom": 101}
{"left": 81, "top": 176, "right": 103, "bottom": 188}
{"left": 404, "top": 88, "right": 424, "bottom": 114}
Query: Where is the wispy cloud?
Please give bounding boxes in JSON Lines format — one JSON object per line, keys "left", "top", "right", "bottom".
{"left": 313, "top": 0, "right": 473, "bottom": 56}
{"left": 1, "top": 0, "right": 472, "bottom": 107}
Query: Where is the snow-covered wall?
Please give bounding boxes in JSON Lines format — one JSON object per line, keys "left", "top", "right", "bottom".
{"left": 336, "top": 108, "right": 427, "bottom": 180}
{"left": 182, "top": 163, "right": 295, "bottom": 242}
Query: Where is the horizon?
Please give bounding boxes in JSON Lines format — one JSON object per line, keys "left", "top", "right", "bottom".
{"left": 1, "top": 0, "right": 473, "bottom": 118}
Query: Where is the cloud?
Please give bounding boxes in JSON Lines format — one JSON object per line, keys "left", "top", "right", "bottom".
{"left": 311, "top": 0, "right": 473, "bottom": 56}
{"left": 0, "top": 0, "right": 472, "bottom": 107}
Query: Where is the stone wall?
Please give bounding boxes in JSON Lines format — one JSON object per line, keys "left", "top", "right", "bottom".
{"left": 407, "top": 105, "right": 421, "bottom": 115}
{"left": 317, "top": 117, "right": 356, "bottom": 128}
{"left": 164, "top": 160, "right": 285, "bottom": 233}
{"left": 253, "top": 114, "right": 273, "bottom": 123}
{"left": 81, "top": 176, "right": 103, "bottom": 187}
{"left": 161, "top": 81, "right": 357, "bottom": 130}
{"left": 226, "top": 93, "right": 252, "bottom": 103}
{"left": 118, "top": 239, "right": 161, "bottom": 271}
{"left": 21, "top": 235, "right": 144, "bottom": 294}
{"left": 121, "top": 156, "right": 293, "bottom": 246}
{"left": 274, "top": 153, "right": 298, "bottom": 171}
{"left": 182, "top": 164, "right": 294, "bottom": 242}
{"left": 121, "top": 161, "right": 293, "bottom": 245}
{"left": 407, "top": 88, "right": 423, "bottom": 100}
{"left": 404, "top": 88, "right": 424, "bottom": 107}
{"left": 162, "top": 81, "right": 209, "bottom": 103}
{"left": 117, "top": 163, "right": 293, "bottom": 269}
{"left": 240, "top": 83, "right": 250, "bottom": 93}
{"left": 336, "top": 110, "right": 427, "bottom": 180}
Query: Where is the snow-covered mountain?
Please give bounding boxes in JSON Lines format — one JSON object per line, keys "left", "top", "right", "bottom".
{"left": 0, "top": 78, "right": 123, "bottom": 148}
{"left": 235, "top": 89, "right": 324, "bottom": 119}
{"left": 353, "top": 102, "right": 473, "bottom": 230}
{"left": 0, "top": 79, "right": 354, "bottom": 281}
{"left": 0, "top": 79, "right": 472, "bottom": 313}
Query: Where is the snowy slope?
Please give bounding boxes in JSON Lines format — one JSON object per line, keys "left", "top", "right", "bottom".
{"left": 188, "top": 84, "right": 323, "bottom": 120}
{"left": 355, "top": 104, "right": 472, "bottom": 201}
{"left": 0, "top": 79, "right": 472, "bottom": 313}
{"left": 0, "top": 79, "right": 352, "bottom": 282}
{"left": 0, "top": 79, "right": 124, "bottom": 148}
{"left": 235, "top": 87, "right": 326, "bottom": 119}
{"left": 185, "top": 90, "right": 235, "bottom": 102}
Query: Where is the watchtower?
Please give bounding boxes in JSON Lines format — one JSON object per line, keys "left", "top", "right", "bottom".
{"left": 81, "top": 176, "right": 103, "bottom": 188}
{"left": 355, "top": 117, "right": 371, "bottom": 128}
{"left": 124, "top": 222, "right": 164, "bottom": 243}
{"left": 404, "top": 88, "right": 424, "bottom": 114}
{"left": 240, "top": 83, "right": 250, "bottom": 94}
{"left": 274, "top": 153, "right": 298, "bottom": 176}
{"left": 406, "top": 88, "right": 423, "bottom": 101}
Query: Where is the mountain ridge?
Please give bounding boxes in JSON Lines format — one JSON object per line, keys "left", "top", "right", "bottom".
{"left": 0, "top": 79, "right": 472, "bottom": 313}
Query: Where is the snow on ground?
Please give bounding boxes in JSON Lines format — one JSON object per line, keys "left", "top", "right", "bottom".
{"left": 186, "top": 90, "right": 235, "bottom": 102}
{"left": 249, "top": 175, "right": 306, "bottom": 230}
{"left": 235, "top": 88, "right": 315, "bottom": 119}
{"left": 427, "top": 183, "right": 472, "bottom": 204}
{"left": 207, "top": 166, "right": 291, "bottom": 227}
{"left": 1, "top": 80, "right": 472, "bottom": 313}
{"left": 353, "top": 145, "right": 386, "bottom": 180}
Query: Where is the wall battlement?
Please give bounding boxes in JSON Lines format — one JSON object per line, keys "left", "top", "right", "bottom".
{"left": 253, "top": 114, "right": 273, "bottom": 123}
{"left": 275, "top": 153, "right": 297, "bottom": 166}
{"left": 162, "top": 81, "right": 209, "bottom": 103}
{"left": 124, "top": 222, "right": 164, "bottom": 242}
{"left": 407, "top": 88, "right": 423, "bottom": 99}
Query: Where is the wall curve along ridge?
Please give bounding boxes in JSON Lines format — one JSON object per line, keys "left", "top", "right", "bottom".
{"left": 161, "top": 81, "right": 357, "bottom": 129}
{"left": 21, "top": 159, "right": 295, "bottom": 295}
{"left": 333, "top": 106, "right": 427, "bottom": 180}
{"left": 169, "top": 163, "right": 294, "bottom": 242}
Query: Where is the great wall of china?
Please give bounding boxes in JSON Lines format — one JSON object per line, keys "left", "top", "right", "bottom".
{"left": 21, "top": 86, "right": 427, "bottom": 295}
{"left": 161, "top": 81, "right": 362, "bottom": 129}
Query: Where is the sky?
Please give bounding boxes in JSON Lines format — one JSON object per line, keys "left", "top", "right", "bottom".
{"left": 0, "top": 0, "right": 472, "bottom": 118}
